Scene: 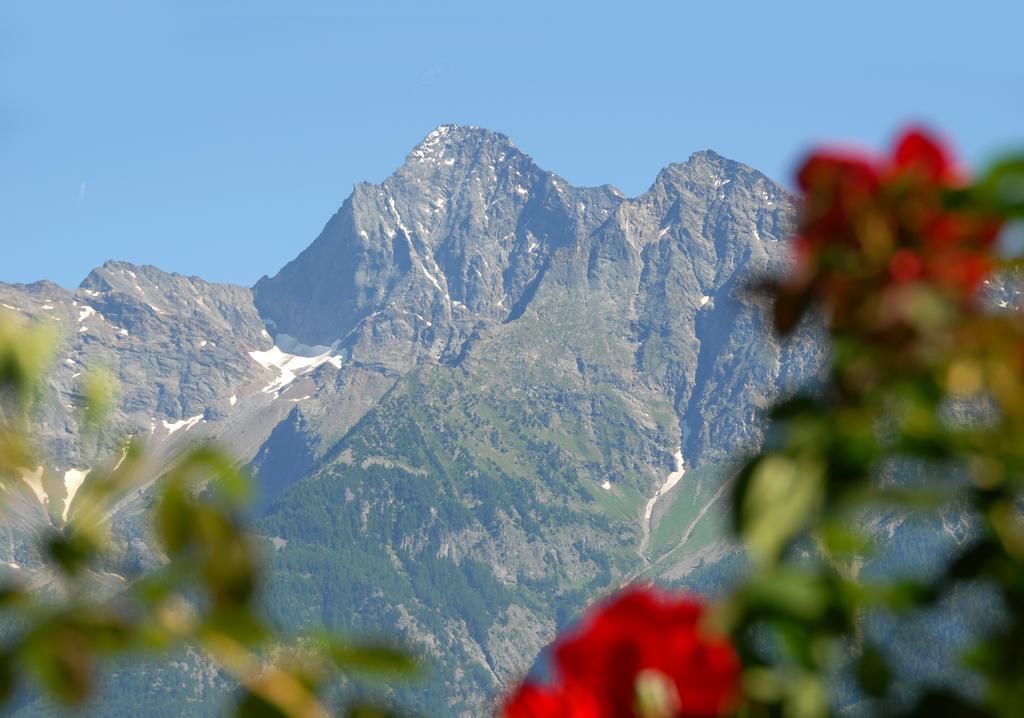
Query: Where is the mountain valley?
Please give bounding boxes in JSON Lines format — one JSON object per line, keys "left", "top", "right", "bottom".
{"left": 1, "top": 125, "right": 831, "bottom": 715}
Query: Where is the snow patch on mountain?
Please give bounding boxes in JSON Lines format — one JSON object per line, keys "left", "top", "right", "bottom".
{"left": 62, "top": 469, "right": 89, "bottom": 522}
{"left": 162, "top": 414, "right": 204, "bottom": 435}
{"left": 248, "top": 343, "right": 343, "bottom": 394}
{"left": 639, "top": 450, "right": 686, "bottom": 556}
{"left": 18, "top": 467, "right": 46, "bottom": 505}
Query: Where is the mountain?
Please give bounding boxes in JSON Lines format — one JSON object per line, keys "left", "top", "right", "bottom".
{"left": 1, "top": 126, "right": 826, "bottom": 716}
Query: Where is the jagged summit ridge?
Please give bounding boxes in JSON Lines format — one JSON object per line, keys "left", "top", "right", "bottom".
{"left": 253, "top": 126, "right": 790, "bottom": 355}
{"left": 239, "top": 129, "right": 811, "bottom": 715}
{"left": 649, "top": 149, "right": 789, "bottom": 202}
{"left": 404, "top": 124, "right": 516, "bottom": 165}
{"left": 1, "top": 127, "right": 819, "bottom": 717}
{"left": 253, "top": 125, "right": 624, "bottom": 351}
{"left": 253, "top": 123, "right": 799, "bottom": 468}
{"left": 397, "top": 124, "right": 539, "bottom": 197}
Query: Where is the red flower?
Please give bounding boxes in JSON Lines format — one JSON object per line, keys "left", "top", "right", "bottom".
{"left": 786, "top": 126, "right": 1003, "bottom": 328}
{"left": 797, "top": 150, "right": 879, "bottom": 197}
{"left": 796, "top": 150, "right": 880, "bottom": 254}
{"left": 889, "top": 249, "right": 923, "bottom": 283}
{"left": 501, "top": 682, "right": 602, "bottom": 718}
{"left": 500, "top": 586, "right": 739, "bottom": 718}
{"left": 890, "top": 127, "right": 962, "bottom": 184}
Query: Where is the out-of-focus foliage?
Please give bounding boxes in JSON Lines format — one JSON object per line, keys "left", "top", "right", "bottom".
{"left": 728, "top": 129, "right": 1024, "bottom": 718}
{"left": 0, "top": 309, "right": 414, "bottom": 717}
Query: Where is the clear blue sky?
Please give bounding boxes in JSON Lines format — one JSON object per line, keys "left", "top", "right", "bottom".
{"left": 3, "top": 0, "right": 1022, "bottom": 288}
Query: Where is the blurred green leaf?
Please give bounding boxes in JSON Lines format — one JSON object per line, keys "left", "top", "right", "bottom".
{"left": 346, "top": 704, "right": 401, "bottom": 718}
{"left": 739, "top": 454, "right": 824, "bottom": 564}
{"left": 24, "top": 623, "right": 94, "bottom": 705}
{"left": 154, "top": 478, "right": 193, "bottom": 556}
{"left": 955, "top": 156, "right": 1024, "bottom": 218}
{"left": 0, "top": 310, "right": 59, "bottom": 410}
{"left": 739, "top": 570, "right": 831, "bottom": 623}
{"left": 326, "top": 639, "right": 416, "bottom": 677}
{"left": 43, "top": 530, "right": 98, "bottom": 578}
{"left": 785, "top": 671, "right": 827, "bottom": 718}
{"left": 855, "top": 644, "right": 891, "bottom": 697}
{"left": 200, "top": 608, "right": 268, "bottom": 646}
{"left": 869, "top": 579, "right": 938, "bottom": 612}
{"left": 821, "top": 521, "right": 872, "bottom": 559}
{"left": 0, "top": 584, "right": 27, "bottom": 608}
{"left": 907, "top": 689, "right": 989, "bottom": 718}
{"left": 78, "top": 367, "right": 118, "bottom": 434}
{"left": 233, "top": 689, "right": 292, "bottom": 718}
{"left": 0, "top": 653, "right": 15, "bottom": 705}
{"left": 0, "top": 305, "right": 419, "bottom": 718}
{"left": 948, "top": 539, "right": 1001, "bottom": 581}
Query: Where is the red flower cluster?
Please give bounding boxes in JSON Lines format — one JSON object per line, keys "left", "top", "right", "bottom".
{"left": 781, "top": 127, "right": 1004, "bottom": 334}
{"left": 500, "top": 586, "right": 740, "bottom": 718}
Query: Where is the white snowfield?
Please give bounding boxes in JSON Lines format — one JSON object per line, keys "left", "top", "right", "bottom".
{"left": 15, "top": 466, "right": 91, "bottom": 523}
{"left": 18, "top": 467, "right": 46, "bottom": 505}
{"left": 248, "top": 343, "right": 343, "bottom": 394}
{"left": 643, "top": 450, "right": 686, "bottom": 523}
{"left": 162, "top": 414, "right": 204, "bottom": 435}
{"left": 637, "top": 449, "right": 687, "bottom": 558}
{"left": 62, "top": 469, "right": 90, "bottom": 522}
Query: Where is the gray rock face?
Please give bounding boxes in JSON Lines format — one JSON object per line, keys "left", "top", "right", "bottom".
{"left": 0, "top": 263, "right": 282, "bottom": 584}
{"left": 522, "top": 148, "right": 807, "bottom": 466}
{"left": 254, "top": 127, "right": 816, "bottom": 469}
{"left": 240, "top": 128, "right": 822, "bottom": 714}
{"left": 4, "top": 126, "right": 828, "bottom": 716}
{"left": 0, "top": 261, "right": 272, "bottom": 468}
{"left": 255, "top": 125, "right": 622, "bottom": 365}
{"left": 78, "top": 261, "right": 273, "bottom": 419}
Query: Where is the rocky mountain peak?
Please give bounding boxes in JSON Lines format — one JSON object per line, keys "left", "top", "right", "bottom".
{"left": 252, "top": 127, "right": 796, "bottom": 382}
{"left": 254, "top": 126, "right": 613, "bottom": 352}
{"left": 80, "top": 261, "right": 178, "bottom": 302}
{"left": 651, "top": 150, "right": 787, "bottom": 200}
{"left": 402, "top": 124, "right": 520, "bottom": 168}
{"left": 388, "top": 124, "right": 550, "bottom": 217}
{"left": 1, "top": 128, "right": 835, "bottom": 717}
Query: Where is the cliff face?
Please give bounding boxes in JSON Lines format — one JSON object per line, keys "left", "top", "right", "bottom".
{"left": 3, "top": 126, "right": 827, "bottom": 716}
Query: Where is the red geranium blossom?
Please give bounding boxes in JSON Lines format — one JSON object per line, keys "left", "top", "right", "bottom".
{"left": 890, "top": 128, "right": 963, "bottom": 184}
{"left": 500, "top": 586, "right": 739, "bottom": 718}
{"left": 501, "top": 682, "right": 602, "bottom": 718}
{"left": 780, "top": 126, "right": 1004, "bottom": 334}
